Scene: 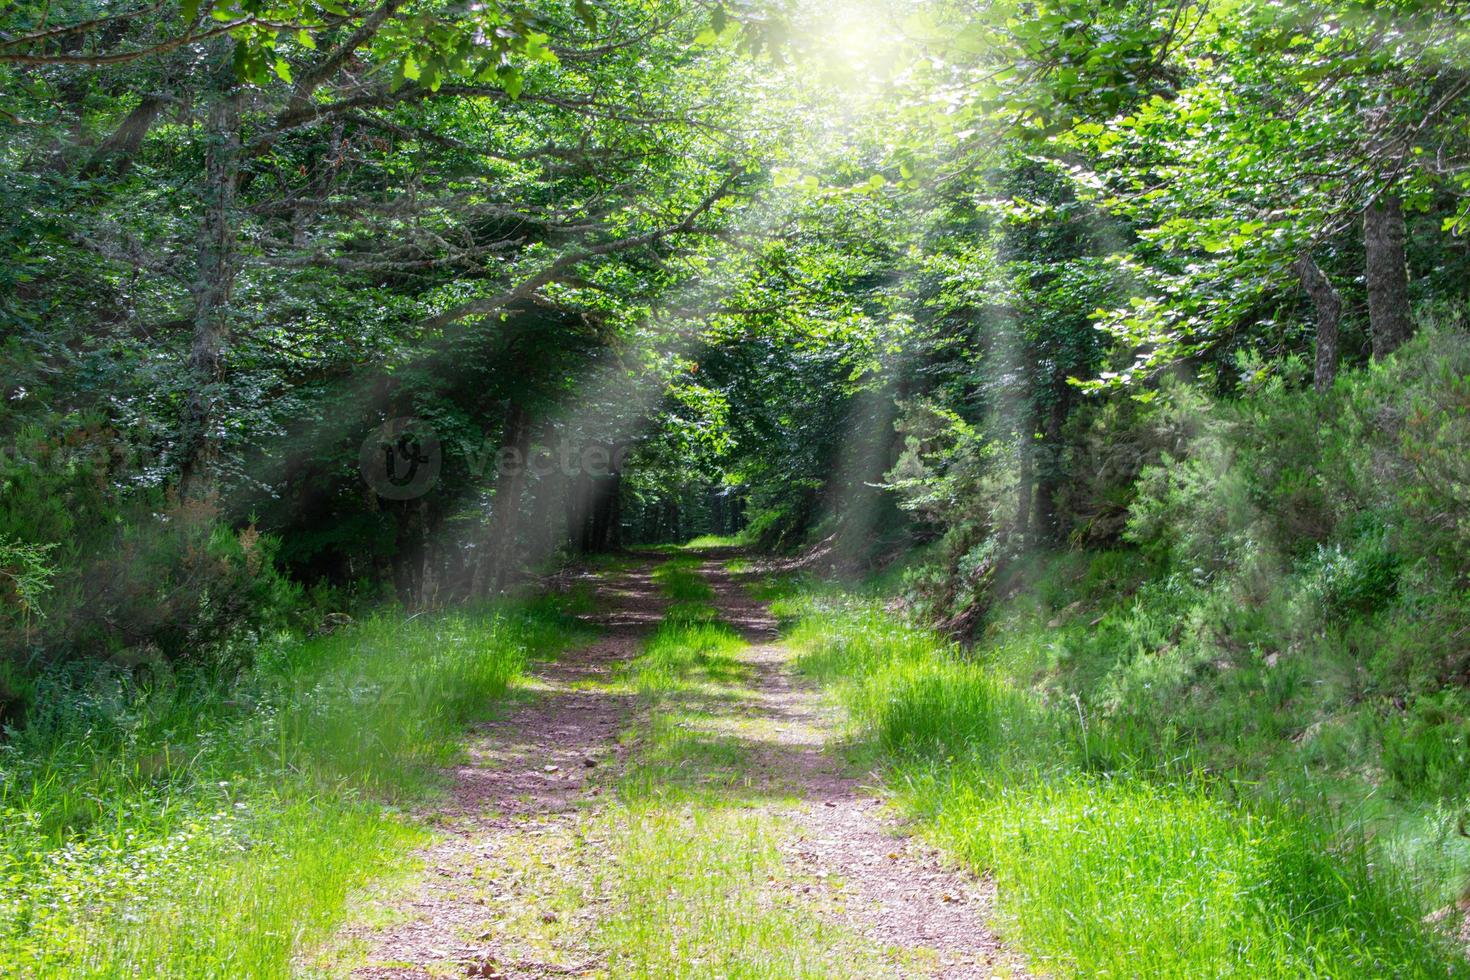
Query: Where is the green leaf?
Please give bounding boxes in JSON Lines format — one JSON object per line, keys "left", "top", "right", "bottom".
{"left": 297, "top": 30, "right": 317, "bottom": 49}
{"left": 273, "top": 57, "right": 293, "bottom": 83}
{"left": 181, "top": 0, "right": 201, "bottom": 23}
{"left": 401, "top": 55, "right": 420, "bottom": 81}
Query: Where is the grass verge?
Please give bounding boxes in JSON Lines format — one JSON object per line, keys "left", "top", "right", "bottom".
{"left": 0, "top": 593, "right": 589, "bottom": 977}
{"left": 770, "top": 584, "right": 1467, "bottom": 978}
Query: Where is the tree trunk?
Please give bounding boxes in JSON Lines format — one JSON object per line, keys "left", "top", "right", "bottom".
{"left": 1294, "top": 254, "right": 1343, "bottom": 393}
{"left": 584, "top": 466, "right": 621, "bottom": 553}
{"left": 1014, "top": 432, "right": 1033, "bottom": 544}
{"left": 1364, "top": 194, "right": 1412, "bottom": 360}
{"left": 418, "top": 500, "right": 439, "bottom": 608}
{"left": 80, "top": 94, "right": 166, "bottom": 178}
{"left": 178, "top": 90, "right": 243, "bottom": 499}
{"left": 606, "top": 470, "right": 622, "bottom": 549}
{"left": 523, "top": 420, "right": 561, "bottom": 562}
{"left": 566, "top": 472, "right": 592, "bottom": 553}
{"left": 483, "top": 402, "right": 532, "bottom": 593}
{"left": 1034, "top": 390, "right": 1068, "bottom": 544}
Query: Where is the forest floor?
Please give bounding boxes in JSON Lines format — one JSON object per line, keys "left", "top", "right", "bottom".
{"left": 318, "top": 552, "right": 1021, "bottom": 978}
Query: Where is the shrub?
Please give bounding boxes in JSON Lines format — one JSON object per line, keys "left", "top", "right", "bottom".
{"left": 1300, "top": 528, "right": 1402, "bottom": 621}
{"left": 0, "top": 422, "right": 304, "bottom": 719}
{"left": 0, "top": 536, "right": 56, "bottom": 641}
{"left": 1381, "top": 691, "right": 1470, "bottom": 801}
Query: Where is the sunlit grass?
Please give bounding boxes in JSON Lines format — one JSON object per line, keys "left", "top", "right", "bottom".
{"left": 680, "top": 532, "right": 750, "bottom": 550}
{"left": 775, "top": 582, "right": 1466, "bottom": 978}
{"left": 595, "top": 805, "right": 890, "bottom": 979}
{"left": 652, "top": 556, "right": 717, "bottom": 606}
{"left": 588, "top": 554, "right": 896, "bottom": 977}
{"left": 0, "top": 595, "right": 588, "bottom": 977}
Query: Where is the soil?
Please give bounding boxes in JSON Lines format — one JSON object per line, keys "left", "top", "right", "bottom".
{"left": 699, "top": 557, "right": 1020, "bottom": 979}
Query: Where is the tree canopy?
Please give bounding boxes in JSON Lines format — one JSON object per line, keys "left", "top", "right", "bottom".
{"left": 2, "top": 0, "right": 1469, "bottom": 644}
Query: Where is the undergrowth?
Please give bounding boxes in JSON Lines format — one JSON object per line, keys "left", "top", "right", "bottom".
{"left": 771, "top": 583, "right": 1468, "bottom": 977}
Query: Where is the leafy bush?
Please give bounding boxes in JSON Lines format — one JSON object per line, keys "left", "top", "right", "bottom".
{"left": 1124, "top": 404, "right": 1258, "bottom": 574}
{"left": 1058, "top": 384, "right": 1211, "bottom": 546}
{"left": 1381, "top": 692, "right": 1470, "bottom": 801}
{"left": 0, "top": 536, "right": 56, "bottom": 640}
{"left": 71, "top": 506, "right": 302, "bottom": 665}
{"left": 1300, "top": 526, "right": 1402, "bottom": 621}
{"left": 0, "top": 423, "right": 303, "bottom": 713}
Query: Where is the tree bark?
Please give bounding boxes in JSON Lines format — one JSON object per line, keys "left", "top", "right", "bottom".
{"left": 1014, "top": 432, "right": 1033, "bottom": 544}
{"left": 482, "top": 402, "right": 532, "bottom": 593}
{"left": 566, "top": 471, "right": 591, "bottom": 553}
{"left": 1364, "top": 193, "right": 1413, "bottom": 360}
{"left": 178, "top": 89, "right": 243, "bottom": 499}
{"left": 80, "top": 94, "right": 166, "bottom": 178}
{"left": 1294, "top": 254, "right": 1343, "bottom": 393}
{"left": 584, "top": 467, "right": 621, "bottom": 553}
{"left": 1034, "top": 389, "right": 1069, "bottom": 543}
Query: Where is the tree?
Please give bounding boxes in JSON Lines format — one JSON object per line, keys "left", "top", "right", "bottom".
{"left": 1364, "top": 193, "right": 1413, "bottom": 359}
{"left": 1294, "top": 254, "right": 1342, "bottom": 392}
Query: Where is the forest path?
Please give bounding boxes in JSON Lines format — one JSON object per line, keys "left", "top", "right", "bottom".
{"left": 322, "top": 553, "right": 1019, "bottom": 978}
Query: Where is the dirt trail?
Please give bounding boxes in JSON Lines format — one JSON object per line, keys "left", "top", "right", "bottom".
{"left": 338, "top": 560, "right": 667, "bottom": 978}
{"left": 697, "top": 556, "right": 1018, "bottom": 979}
{"left": 330, "top": 553, "right": 1020, "bottom": 979}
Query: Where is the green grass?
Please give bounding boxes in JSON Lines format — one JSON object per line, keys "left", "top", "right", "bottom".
{"left": 679, "top": 532, "right": 750, "bottom": 550}
{"left": 0, "top": 594, "right": 588, "bottom": 977}
{"left": 652, "top": 556, "right": 718, "bottom": 607}
{"left": 594, "top": 806, "right": 889, "bottom": 978}
{"left": 775, "top": 582, "right": 1466, "bottom": 978}
{"left": 575, "top": 556, "right": 901, "bottom": 976}
{"left": 618, "top": 556, "right": 758, "bottom": 804}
